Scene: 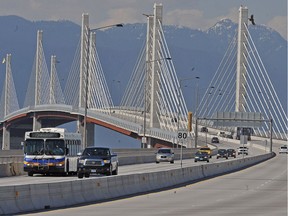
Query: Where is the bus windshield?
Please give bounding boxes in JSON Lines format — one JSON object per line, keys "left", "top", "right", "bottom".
{"left": 25, "top": 139, "right": 44, "bottom": 155}
{"left": 45, "top": 140, "right": 65, "bottom": 155}
{"left": 25, "top": 139, "right": 65, "bottom": 156}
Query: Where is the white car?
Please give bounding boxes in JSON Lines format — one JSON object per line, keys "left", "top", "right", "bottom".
{"left": 237, "top": 146, "right": 248, "bottom": 155}
{"left": 155, "top": 148, "right": 175, "bottom": 163}
{"left": 279, "top": 145, "right": 288, "bottom": 154}
{"left": 217, "top": 131, "right": 225, "bottom": 137}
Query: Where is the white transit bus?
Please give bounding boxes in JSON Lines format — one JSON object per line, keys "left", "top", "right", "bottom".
{"left": 23, "top": 128, "right": 82, "bottom": 176}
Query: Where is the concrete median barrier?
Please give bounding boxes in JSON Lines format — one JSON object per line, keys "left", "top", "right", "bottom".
{"left": 0, "top": 186, "right": 20, "bottom": 215}
{"left": 0, "top": 164, "right": 11, "bottom": 177}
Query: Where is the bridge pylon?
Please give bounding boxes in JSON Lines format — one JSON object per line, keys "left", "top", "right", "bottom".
{"left": 235, "top": 6, "right": 249, "bottom": 112}
{"left": 142, "top": 3, "right": 164, "bottom": 148}
{"left": 2, "top": 54, "right": 12, "bottom": 150}
{"left": 32, "top": 30, "right": 43, "bottom": 131}
{"left": 149, "top": 3, "right": 163, "bottom": 129}
{"left": 78, "top": 13, "right": 94, "bottom": 148}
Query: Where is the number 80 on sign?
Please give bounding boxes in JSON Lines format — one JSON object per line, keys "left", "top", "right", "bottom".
{"left": 178, "top": 131, "right": 188, "bottom": 139}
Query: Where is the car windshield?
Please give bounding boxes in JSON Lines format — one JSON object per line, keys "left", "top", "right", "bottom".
{"left": 218, "top": 149, "right": 226, "bottom": 153}
{"left": 280, "top": 146, "right": 287, "bottom": 149}
{"left": 83, "top": 148, "right": 110, "bottom": 156}
{"left": 200, "top": 148, "right": 210, "bottom": 151}
{"left": 227, "top": 149, "right": 235, "bottom": 152}
{"left": 158, "top": 149, "right": 172, "bottom": 154}
{"left": 196, "top": 152, "right": 208, "bottom": 156}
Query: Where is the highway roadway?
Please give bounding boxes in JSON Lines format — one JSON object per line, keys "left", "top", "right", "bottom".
{"left": 19, "top": 143, "right": 287, "bottom": 216}
{"left": 0, "top": 140, "right": 264, "bottom": 187}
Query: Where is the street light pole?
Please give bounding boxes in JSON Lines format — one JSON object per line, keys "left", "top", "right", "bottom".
{"left": 195, "top": 76, "right": 200, "bottom": 117}
{"left": 177, "top": 79, "right": 182, "bottom": 167}
{"left": 83, "top": 23, "right": 123, "bottom": 148}
{"left": 205, "top": 86, "right": 214, "bottom": 146}
{"left": 194, "top": 76, "right": 200, "bottom": 149}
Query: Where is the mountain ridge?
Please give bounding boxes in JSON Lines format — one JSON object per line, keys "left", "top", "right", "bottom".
{"left": 0, "top": 15, "right": 286, "bottom": 111}
{"left": 0, "top": 15, "right": 286, "bottom": 147}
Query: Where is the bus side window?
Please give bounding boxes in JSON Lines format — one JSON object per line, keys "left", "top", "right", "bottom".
{"left": 66, "top": 147, "right": 69, "bottom": 155}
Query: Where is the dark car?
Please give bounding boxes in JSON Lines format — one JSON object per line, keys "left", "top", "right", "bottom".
{"left": 194, "top": 151, "right": 209, "bottom": 162}
{"left": 211, "top": 137, "right": 219, "bottom": 143}
{"left": 200, "top": 127, "right": 208, "bottom": 132}
{"left": 217, "top": 149, "right": 228, "bottom": 159}
{"left": 227, "top": 149, "right": 236, "bottom": 158}
{"left": 77, "top": 147, "right": 118, "bottom": 178}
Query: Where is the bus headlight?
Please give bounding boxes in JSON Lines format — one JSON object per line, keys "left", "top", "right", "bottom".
{"left": 55, "top": 161, "right": 65, "bottom": 167}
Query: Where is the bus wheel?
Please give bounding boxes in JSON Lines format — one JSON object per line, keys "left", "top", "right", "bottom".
{"left": 85, "top": 173, "right": 90, "bottom": 178}
{"left": 28, "top": 171, "right": 34, "bottom": 177}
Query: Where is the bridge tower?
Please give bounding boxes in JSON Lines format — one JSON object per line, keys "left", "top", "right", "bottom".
{"left": 32, "top": 30, "right": 43, "bottom": 131}
{"left": 49, "top": 55, "right": 57, "bottom": 104}
{"left": 142, "top": 3, "right": 164, "bottom": 148}
{"left": 149, "top": 3, "right": 163, "bottom": 130}
{"left": 235, "top": 6, "right": 249, "bottom": 112}
{"left": 78, "top": 13, "right": 95, "bottom": 148}
{"left": 2, "top": 54, "right": 12, "bottom": 150}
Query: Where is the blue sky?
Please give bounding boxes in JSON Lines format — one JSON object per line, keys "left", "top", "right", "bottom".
{"left": 0, "top": 0, "right": 286, "bottom": 39}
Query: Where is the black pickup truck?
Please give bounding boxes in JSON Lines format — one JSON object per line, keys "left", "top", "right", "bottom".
{"left": 77, "top": 147, "right": 118, "bottom": 178}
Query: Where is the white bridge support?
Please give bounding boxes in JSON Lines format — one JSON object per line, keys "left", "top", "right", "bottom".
{"left": 149, "top": 3, "right": 163, "bottom": 129}
{"left": 142, "top": 3, "right": 164, "bottom": 148}
{"left": 33, "top": 30, "right": 43, "bottom": 131}
{"left": 49, "top": 55, "right": 57, "bottom": 104}
{"left": 235, "top": 6, "right": 249, "bottom": 112}
{"left": 2, "top": 54, "right": 11, "bottom": 150}
{"left": 78, "top": 13, "right": 94, "bottom": 147}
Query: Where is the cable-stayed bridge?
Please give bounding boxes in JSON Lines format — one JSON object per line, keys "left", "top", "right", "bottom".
{"left": 0, "top": 4, "right": 287, "bottom": 150}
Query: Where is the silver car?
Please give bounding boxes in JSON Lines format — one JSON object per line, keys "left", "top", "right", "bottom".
{"left": 279, "top": 145, "right": 288, "bottom": 154}
{"left": 156, "top": 148, "right": 174, "bottom": 163}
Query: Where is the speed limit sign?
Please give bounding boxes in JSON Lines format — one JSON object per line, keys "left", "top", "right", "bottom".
{"left": 178, "top": 130, "right": 188, "bottom": 139}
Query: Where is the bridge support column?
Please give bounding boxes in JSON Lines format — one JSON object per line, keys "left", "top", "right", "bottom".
{"left": 147, "top": 137, "right": 152, "bottom": 148}
{"left": 86, "top": 123, "right": 95, "bottom": 147}
{"left": 77, "top": 117, "right": 95, "bottom": 148}
{"left": 33, "top": 114, "right": 42, "bottom": 131}
{"left": 2, "top": 123, "right": 10, "bottom": 150}
{"left": 142, "top": 137, "right": 152, "bottom": 148}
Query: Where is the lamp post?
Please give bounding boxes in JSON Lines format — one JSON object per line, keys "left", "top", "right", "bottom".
{"left": 83, "top": 23, "right": 123, "bottom": 148}
{"left": 142, "top": 57, "right": 171, "bottom": 148}
{"left": 205, "top": 86, "right": 214, "bottom": 146}
{"left": 194, "top": 76, "right": 200, "bottom": 118}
